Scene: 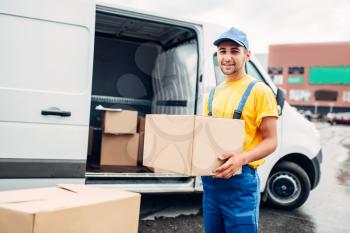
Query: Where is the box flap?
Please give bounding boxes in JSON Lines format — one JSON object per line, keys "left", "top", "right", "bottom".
{"left": 0, "top": 187, "right": 54, "bottom": 204}
{"left": 0, "top": 187, "right": 77, "bottom": 213}
{"left": 57, "top": 184, "right": 88, "bottom": 194}
{"left": 56, "top": 184, "right": 141, "bottom": 201}
{"left": 0, "top": 196, "right": 46, "bottom": 204}
{"left": 0, "top": 185, "right": 140, "bottom": 214}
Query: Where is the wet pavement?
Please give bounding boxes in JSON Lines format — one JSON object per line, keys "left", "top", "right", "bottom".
{"left": 294, "top": 123, "right": 350, "bottom": 233}
{"left": 139, "top": 123, "right": 350, "bottom": 233}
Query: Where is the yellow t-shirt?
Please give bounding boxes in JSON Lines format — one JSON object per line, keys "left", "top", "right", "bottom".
{"left": 203, "top": 75, "right": 278, "bottom": 168}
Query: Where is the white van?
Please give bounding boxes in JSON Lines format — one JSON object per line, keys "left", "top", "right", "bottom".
{"left": 0, "top": 0, "right": 322, "bottom": 210}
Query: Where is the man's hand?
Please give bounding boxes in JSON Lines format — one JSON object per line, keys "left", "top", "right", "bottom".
{"left": 212, "top": 152, "right": 246, "bottom": 179}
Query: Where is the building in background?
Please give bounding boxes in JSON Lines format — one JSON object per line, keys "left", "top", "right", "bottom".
{"left": 268, "top": 42, "right": 350, "bottom": 115}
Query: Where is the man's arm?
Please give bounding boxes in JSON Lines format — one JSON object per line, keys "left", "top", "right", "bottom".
{"left": 213, "top": 116, "right": 277, "bottom": 179}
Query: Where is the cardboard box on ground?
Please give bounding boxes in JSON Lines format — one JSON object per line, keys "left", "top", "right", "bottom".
{"left": 0, "top": 184, "right": 140, "bottom": 233}
{"left": 142, "top": 115, "right": 245, "bottom": 176}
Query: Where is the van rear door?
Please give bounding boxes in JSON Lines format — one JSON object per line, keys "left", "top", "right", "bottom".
{"left": 0, "top": 0, "right": 95, "bottom": 180}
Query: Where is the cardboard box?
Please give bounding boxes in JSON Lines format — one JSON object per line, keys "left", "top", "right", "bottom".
{"left": 137, "top": 116, "right": 146, "bottom": 132}
{"left": 101, "top": 133, "right": 139, "bottom": 166}
{"left": 143, "top": 115, "right": 244, "bottom": 176}
{"left": 137, "top": 131, "right": 145, "bottom": 165}
{"left": 103, "top": 110, "right": 137, "bottom": 135}
{"left": 0, "top": 184, "right": 140, "bottom": 233}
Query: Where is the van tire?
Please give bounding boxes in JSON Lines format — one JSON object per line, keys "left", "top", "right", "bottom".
{"left": 265, "top": 161, "right": 311, "bottom": 210}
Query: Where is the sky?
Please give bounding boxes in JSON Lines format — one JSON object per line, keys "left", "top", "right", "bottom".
{"left": 99, "top": 0, "right": 350, "bottom": 53}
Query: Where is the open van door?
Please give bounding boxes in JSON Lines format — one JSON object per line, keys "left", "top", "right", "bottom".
{"left": 0, "top": 0, "right": 95, "bottom": 184}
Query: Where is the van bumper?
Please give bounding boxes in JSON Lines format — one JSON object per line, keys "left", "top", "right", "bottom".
{"left": 311, "top": 149, "right": 322, "bottom": 190}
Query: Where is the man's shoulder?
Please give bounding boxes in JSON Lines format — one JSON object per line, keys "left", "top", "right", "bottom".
{"left": 251, "top": 79, "right": 274, "bottom": 95}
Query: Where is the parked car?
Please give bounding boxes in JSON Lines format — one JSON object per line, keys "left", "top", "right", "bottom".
{"left": 326, "top": 112, "right": 350, "bottom": 125}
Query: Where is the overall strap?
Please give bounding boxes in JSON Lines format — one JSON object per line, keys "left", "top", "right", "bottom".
{"left": 207, "top": 87, "right": 216, "bottom": 116}
{"left": 233, "top": 80, "right": 258, "bottom": 119}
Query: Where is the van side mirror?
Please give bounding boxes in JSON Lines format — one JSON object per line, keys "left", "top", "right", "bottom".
{"left": 276, "top": 88, "right": 285, "bottom": 116}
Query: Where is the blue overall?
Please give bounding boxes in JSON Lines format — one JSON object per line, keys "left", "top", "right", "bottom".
{"left": 202, "top": 80, "right": 260, "bottom": 233}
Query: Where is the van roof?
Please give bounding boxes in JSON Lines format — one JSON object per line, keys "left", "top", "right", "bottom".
{"left": 96, "top": 1, "right": 204, "bottom": 27}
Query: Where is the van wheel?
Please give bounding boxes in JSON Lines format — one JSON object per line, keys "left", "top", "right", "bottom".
{"left": 265, "top": 161, "right": 311, "bottom": 210}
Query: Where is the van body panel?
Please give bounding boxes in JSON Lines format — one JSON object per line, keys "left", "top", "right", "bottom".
{"left": 0, "top": 0, "right": 94, "bottom": 28}
{"left": 280, "top": 104, "right": 321, "bottom": 158}
{"left": 0, "top": 178, "right": 85, "bottom": 191}
{"left": 0, "top": 158, "right": 85, "bottom": 178}
{"left": 0, "top": 122, "right": 87, "bottom": 159}
{"left": 0, "top": 0, "right": 95, "bottom": 177}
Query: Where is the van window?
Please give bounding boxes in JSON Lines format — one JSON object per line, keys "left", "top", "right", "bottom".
{"left": 213, "top": 53, "right": 224, "bottom": 84}
{"left": 246, "top": 61, "right": 265, "bottom": 82}
{"left": 247, "top": 61, "right": 276, "bottom": 94}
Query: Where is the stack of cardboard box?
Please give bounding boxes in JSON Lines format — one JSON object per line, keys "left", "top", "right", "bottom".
{"left": 100, "top": 109, "right": 139, "bottom": 166}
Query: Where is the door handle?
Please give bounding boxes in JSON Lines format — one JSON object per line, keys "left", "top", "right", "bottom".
{"left": 41, "top": 107, "right": 71, "bottom": 117}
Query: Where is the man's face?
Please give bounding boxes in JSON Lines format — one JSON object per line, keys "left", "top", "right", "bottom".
{"left": 217, "top": 41, "right": 250, "bottom": 76}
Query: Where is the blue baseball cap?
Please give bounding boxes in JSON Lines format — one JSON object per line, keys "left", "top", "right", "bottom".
{"left": 213, "top": 27, "right": 249, "bottom": 49}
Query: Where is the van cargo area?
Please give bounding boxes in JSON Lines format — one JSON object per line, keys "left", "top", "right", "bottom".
{"left": 86, "top": 9, "right": 199, "bottom": 186}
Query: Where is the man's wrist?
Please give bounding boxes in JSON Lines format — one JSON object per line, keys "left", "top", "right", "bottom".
{"left": 240, "top": 152, "right": 250, "bottom": 165}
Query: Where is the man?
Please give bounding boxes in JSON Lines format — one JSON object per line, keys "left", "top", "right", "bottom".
{"left": 201, "top": 27, "right": 278, "bottom": 233}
